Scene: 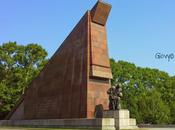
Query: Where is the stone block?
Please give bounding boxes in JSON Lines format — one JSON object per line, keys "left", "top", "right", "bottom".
{"left": 119, "top": 109, "right": 130, "bottom": 119}
{"left": 130, "top": 118, "right": 137, "bottom": 126}
{"left": 103, "top": 109, "right": 130, "bottom": 119}
{"left": 102, "top": 118, "right": 115, "bottom": 126}
{"left": 90, "top": 1, "right": 111, "bottom": 26}
{"left": 102, "top": 118, "right": 116, "bottom": 130}
{"left": 116, "top": 118, "right": 130, "bottom": 126}
{"left": 103, "top": 110, "right": 138, "bottom": 130}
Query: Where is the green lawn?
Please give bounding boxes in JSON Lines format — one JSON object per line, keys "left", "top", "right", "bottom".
{"left": 0, "top": 127, "right": 100, "bottom": 130}
{"left": 0, "top": 128, "right": 90, "bottom": 130}
{"left": 0, "top": 128, "right": 94, "bottom": 130}
{"left": 0, "top": 127, "right": 146, "bottom": 130}
{"left": 0, "top": 128, "right": 91, "bottom": 130}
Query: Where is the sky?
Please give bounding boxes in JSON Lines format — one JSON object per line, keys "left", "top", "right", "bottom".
{"left": 0, "top": 0, "right": 175, "bottom": 76}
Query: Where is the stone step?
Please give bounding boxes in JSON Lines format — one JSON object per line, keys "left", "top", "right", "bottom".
{"left": 116, "top": 118, "right": 137, "bottom": 128}
{"left": 102, "top": 118, "right": 116, "bottom": 130}
{"left": 130, "top": 118, "right": 137, "bottom": 126}
{"left": 119, "top": 110, "right": 130, "bottom": 119}
{"left": 116, "top": 118, "right": 130, "bottom": 126}
{"left": 103, "top": 109, "right": 130, "bottom": 119}
{"left": 120, "top": 125, "right": 138, "bottom": 129}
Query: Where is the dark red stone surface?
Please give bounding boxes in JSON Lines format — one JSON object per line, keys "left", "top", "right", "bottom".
{"left": 9, "top": 1, "right": 112, "bottom": 119}
{"left": 91, "top": 1, "right": 111, "bottom": 26}
{"left": 24, "top": 11, "right": 89, "bottom": 119}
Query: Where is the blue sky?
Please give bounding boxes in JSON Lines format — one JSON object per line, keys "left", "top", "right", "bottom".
{"left": 0, "top": 0, "right": 175, "bottom": 76}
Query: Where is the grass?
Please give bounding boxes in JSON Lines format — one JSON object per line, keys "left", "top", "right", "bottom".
{"left": 0, "top": 128, "right": 85, "bottom": 130}
{"left": 0, "top": 127, "right": 98, "bottom": 130}
{"left": 0, "top": 127, "right": 148, "bottom": 130}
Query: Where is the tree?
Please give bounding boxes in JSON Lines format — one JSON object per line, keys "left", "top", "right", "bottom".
{"left": 110, "top": 59, "right": 175, "bottom": 124}
{"left": 0, "top": 42, "right": 48, "bottom": 119}
{"left": 138, "top": 89, "right": 170, "bottom": 124}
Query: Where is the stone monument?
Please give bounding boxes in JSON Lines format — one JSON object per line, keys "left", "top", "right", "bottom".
{"left": 7, "top": 1, "right": 112, "bottom": 120}
{"left": 0, "top": 1, "right": 138, "bottom": 130}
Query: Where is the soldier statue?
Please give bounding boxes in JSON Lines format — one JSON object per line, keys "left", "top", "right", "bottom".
{"left": 107, "top": 83, "right": 123, "bottom": 110}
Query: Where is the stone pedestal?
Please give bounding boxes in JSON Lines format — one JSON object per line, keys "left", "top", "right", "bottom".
{"left": 103, "top": 109, "right": 138, "bottom": 130}
{"left": 102, "top": 118, "right": 116, "bottom": 130}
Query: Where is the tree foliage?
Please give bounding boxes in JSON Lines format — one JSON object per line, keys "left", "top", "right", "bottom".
{"left": 0, "top": 42, "right": 48, "bottom": 119}
{"left": 110, "top": 59, "right": 175, "bottom": 124}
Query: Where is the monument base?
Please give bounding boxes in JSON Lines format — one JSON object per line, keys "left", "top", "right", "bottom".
{"left": 0, "top": 118, "right": 115, "bottom": 130}
{"left": 103, "top": 109, "right": 138, "bottom": 130}
{"left": 0, "top": 110, "right": 138, "bottom": 130}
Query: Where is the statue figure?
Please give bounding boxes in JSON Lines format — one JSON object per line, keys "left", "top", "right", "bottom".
{"left": 107, "top": 83, "right": 123, "bottom": 110}
{"left": 115, "top": 83, "right": 123, "bottom": 110}
{"left": 107, "top": 85, "right": 116, "bottom": 110}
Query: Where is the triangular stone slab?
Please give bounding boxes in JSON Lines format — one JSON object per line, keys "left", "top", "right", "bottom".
{"left": 7, "top": 1, "right": 112, "bottom": 120}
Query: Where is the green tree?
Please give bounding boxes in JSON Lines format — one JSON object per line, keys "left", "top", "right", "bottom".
{"left": 0, "top": 42, "right": 48, "bottom": 119}
{"left": 138, "top": 89, "right": 170, "bottom": 124}
{"left": 169, "top": 76, "right": 175, "bottom": 123}
{"left": 110, "top": 59, "right": 175, "bottom": 124}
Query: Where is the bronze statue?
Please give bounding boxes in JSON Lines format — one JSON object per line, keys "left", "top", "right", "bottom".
{"left": 107, "top": 83, "right": 123, "bottom": 110}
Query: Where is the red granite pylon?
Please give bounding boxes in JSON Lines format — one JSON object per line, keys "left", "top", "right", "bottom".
{"left": 7, "top": 1, "right": 112, "bottom": 120}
